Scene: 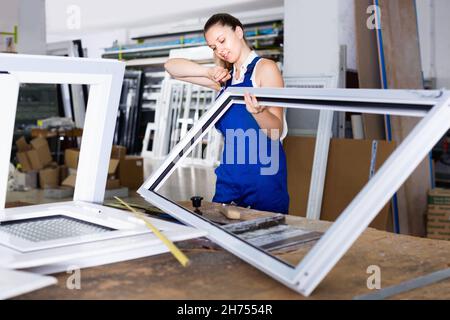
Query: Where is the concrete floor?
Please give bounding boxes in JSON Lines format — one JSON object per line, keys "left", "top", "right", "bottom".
{"left": 143, "top": 157, "right": 217, "bottom": 202}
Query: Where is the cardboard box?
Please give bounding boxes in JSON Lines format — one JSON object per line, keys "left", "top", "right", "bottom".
{"left": 16, "top": 136, "right": 32, "bottom": 152}
{"left": 39, "top": 166, "right": 60, "bottom": 189}
{"left": 62, "top": 158, "right": 120, "bottom": 190}
{"left": 118, "top": 156, "right": 144, "bottom": 190}
{"left": 428, "top": 188, "right": 450, "bottom": 205}
{"left": 16, "top": 137, "right": 33, "bottom": 172}
{"left": 30, "top": 137, "right": 53, "bottom": 167}
{"left": 65, "top": 149, "right": 80, "bottom": 169}
{"left": 108, "top": 158, "right": 120, "bottom": 177}
{"left": 16, "top": 152, "right": 33, "bottom": 172}
{"left": 106, "top": 178, "right": 121, "bottom": 190}
{"left": 284, "top": 137, "right": 396, "bottom": 231}
{"left": 62, "top": 174, "right": 76, "bottom": 188}
{"left": 111, "top": 145, "right": 127, "bottom": 160}
{"left": 16, "top": 136, "right": 53, "bottom": 171}
{"left": 427, "top": 189, "right": 450, "bottom": 241}
{"left": 60, "top": 165, "right": 69, "bottom": 182}
{"left": 28, "top": 149, "right": 46, "bottom": 170}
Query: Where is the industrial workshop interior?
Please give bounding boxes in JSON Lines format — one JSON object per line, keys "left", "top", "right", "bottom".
{"left": 0, "top": 0, "right": 449, "bottom": 306}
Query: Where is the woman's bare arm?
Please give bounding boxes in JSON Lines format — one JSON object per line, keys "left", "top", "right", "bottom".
{"left": 245, "top": 59, "right": 285, "bottom": 140}
{"left": 164, "top": 58, "right": 230, "bottom": 91}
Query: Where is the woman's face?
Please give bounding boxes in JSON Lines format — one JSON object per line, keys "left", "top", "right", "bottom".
{"left": 205, "top": 23, "right": 244, "bottom": 64}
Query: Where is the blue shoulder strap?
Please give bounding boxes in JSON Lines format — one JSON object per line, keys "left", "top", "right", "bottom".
{"left": 216, "top": 57, "right": 260, "bottom": 98}
{"left": 243, "top": 56, "right": 261, "bottom": 82}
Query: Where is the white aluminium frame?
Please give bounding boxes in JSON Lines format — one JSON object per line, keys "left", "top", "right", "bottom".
{"left": 0, "top": 53, "right": 124, "bottom": 207}
{"left": 138, "top": 87, "right": 450, "bottom": 296}
{"left": 0, "top": 54, "right": 205, "bottom": 277}
{"left": 284, "top": 75, "right": 339, "bottom": 221}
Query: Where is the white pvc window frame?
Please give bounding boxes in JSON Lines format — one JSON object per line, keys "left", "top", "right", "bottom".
{"left": 138, "top": 87, "right": 450, "bottom": 296}
{"left": 284, "top": 75, "right": 340, "bottom": 220}
{"left": 0, "top": 54, "right": 205, "bottom": 274}
{"left": 0, "top": 53, "right": 124, "bottom": 207}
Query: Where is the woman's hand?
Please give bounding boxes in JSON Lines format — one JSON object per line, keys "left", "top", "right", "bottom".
{"left": 164, "top": 59, "right": 227, "bottom": 91}
{"left": 207, "top": 66, "right": 231, "bottom": 85}
{"left": 244, "top": 92, "right": 266, "bottom": 114}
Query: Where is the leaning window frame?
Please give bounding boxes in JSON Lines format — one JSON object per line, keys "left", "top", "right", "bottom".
{"left": 0, "top": 53, "right": 206, "bottom": 273}
{"left": 138, "top": 87, "right": 450, "bottom": 296}
{"left": 0, "top": 53, "right": 125, "bottom": 206}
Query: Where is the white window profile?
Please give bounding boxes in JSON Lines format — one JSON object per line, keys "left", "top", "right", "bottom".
{"left": 0, "top": 54, "right": 205, "bottom": 276}
{"left": 138, "top": 87, "right": 450, "bottom": 296}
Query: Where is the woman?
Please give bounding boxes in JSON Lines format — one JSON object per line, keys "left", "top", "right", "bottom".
{"left": 165, "top": 13, "right": 289, "bottom": 214}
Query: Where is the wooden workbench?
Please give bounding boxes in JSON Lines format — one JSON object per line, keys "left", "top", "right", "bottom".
{"left": 14, "top": 201, "right": 450, "bottom": 300}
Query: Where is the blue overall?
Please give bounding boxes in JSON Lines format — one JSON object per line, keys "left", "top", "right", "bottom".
{"left": 212, "top": 56, "right": 290, "bottom": 214}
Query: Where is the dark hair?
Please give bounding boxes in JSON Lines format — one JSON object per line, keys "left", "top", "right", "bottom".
{"left": 204, "top": 13, "right": 244, "bottom": 35}
{"left": 204, "top": 13, "right": 251, "bottom": 70}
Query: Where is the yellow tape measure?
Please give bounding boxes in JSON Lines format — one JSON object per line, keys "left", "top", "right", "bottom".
{"left": 114, "top": 197, "right": 190, "bottom": 267}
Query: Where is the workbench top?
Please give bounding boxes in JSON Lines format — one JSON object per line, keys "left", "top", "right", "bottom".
{"left": 13, "top": 202, "right": 450, "bottom": 300}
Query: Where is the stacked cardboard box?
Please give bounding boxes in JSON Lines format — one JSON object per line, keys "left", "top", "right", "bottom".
{"left": 118, "top": 156, "right": 144, "bottom": 190}
{"left": 16, "top": 136, "right": 48, "bottom": 172}
{"left": 16, "top": 138, "right": 143, "bottom": 193}
{"left": 60, "top": 145, "right": 143, "bottom": 191}
{"left": 39, "top": 165, "right": 59, "bottom": 188}
{"left": 61, "top": 148, "right": 79, "bottom": 188}
{"left": 63, "top": 148, "right": 118, "bottom": 188}
{"left": 427, "top": 189, "right": 450, "bottom": 241}
{"left": 110, "top": 145, "right": 144, "bottom": 190}
{"left": 15, "top": 136, "right": 62, "bottom": 189}
{"left": 111, "top": 145, "right": 127, "bottom": 161}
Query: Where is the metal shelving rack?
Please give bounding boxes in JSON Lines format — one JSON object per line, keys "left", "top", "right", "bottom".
{"left": 102, "top": 20, "right": 283, "bottom": 62}
{"left": 103, "top": 19, "right": 284, "bottom": 161}
{"left": 114, "top": 70, "right": 144, "bottom": 154}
